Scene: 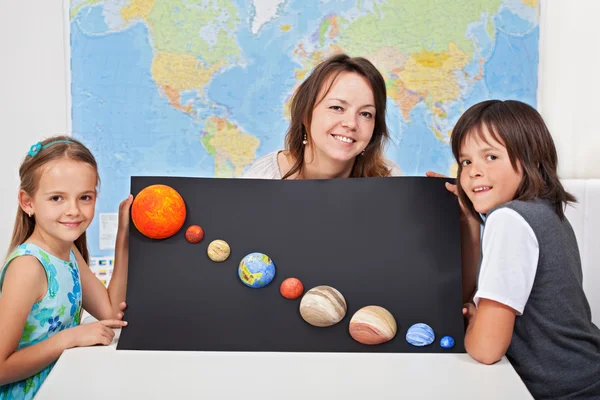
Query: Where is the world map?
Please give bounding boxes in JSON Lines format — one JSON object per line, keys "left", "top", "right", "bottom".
{"left": 70, "top": 0, "right": 539, "bottom": 258}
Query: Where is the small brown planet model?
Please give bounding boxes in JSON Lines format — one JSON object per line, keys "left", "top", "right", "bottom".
{"left": 299, "top": 285, "right": 347, "bottom": 327}
{"left": 280, "top": 277, "right": 304, "bottom": 300}
{"left": 207, "top": 240, "right": 230, "bottom": 262}
{"left": 185, "top": 225, "right": 204, "bottom": 244}
{"left": 349, "top": 305, "right": 397, "bottom": 345}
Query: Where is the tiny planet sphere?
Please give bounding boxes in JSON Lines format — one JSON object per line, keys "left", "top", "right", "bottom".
{"left": 185, "top": 225, "right": 204, "bottom": 244}
{"left": 207, "top": 240, "right": 230, "bottom": 262}
{"left": 440, "top": 336, "right": 455, "bottom": 349}
{"left": 280, "top": 278, "right": 304, "bottom": 299}
{"left": 238, "top": 252, "right": 276, "bottom": 288}
{"left": 406, "top": 323, "right": 435, "bottom": 347}
{"left": 349, "top": 305, "right": 397, "bottom": 345}
{"left": 131, "top": 184, "right": 186, "bottom": 239}
{"left": 299, "top": 286, "right": 347, "bottom": 327}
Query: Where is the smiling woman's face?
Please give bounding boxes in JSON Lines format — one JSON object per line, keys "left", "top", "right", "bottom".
{"left": 307, "top": 71, "right": 376, "bottom": 166}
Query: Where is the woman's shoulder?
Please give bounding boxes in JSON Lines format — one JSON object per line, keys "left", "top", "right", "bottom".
{"left": 243, "top": 151, "right": 282, "bottom": 179}
{"left": 384, "top": 158, "right": 402, "bottom": 176}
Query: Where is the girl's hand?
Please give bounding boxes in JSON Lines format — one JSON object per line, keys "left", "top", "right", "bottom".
{"left": 62, "top": 319, "right": 127, "bottom": 348}
{"left": 116, "top": 301, "right": 127, "bottom": 321}
{"left": 118, "top": 194, "right": 134, "bottom": 238}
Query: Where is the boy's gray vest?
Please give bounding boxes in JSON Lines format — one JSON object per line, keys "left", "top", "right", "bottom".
{"left": 486, "top": 199, "right": 600, "bottom": 399}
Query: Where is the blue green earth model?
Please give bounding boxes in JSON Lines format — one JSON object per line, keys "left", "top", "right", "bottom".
{"left": 238, "top": 252, "right": 276, "bottom": 288}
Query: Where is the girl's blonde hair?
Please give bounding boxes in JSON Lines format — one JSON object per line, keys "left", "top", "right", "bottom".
{"left": 7, "top": 135, "right": 99, "bottom": 263}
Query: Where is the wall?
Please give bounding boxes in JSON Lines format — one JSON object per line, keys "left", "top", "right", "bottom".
{"left": 0, "top": 1, "right": 69, "bottom": 258}
{"left": 538, "top": 0, "right": 600, "bottom": 179}
{"left": 1, "top": 0, "right": 599, "bottom": 257}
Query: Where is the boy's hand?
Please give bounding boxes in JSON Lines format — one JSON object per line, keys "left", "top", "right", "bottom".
{"left": 426, "top": 171, "right": 472, "bottom": 221}
{"left": 463, "top": 302, "right": 477, "bottom": 328}
{"left": 425, "top": 171, "right": 458, "bottom": 195}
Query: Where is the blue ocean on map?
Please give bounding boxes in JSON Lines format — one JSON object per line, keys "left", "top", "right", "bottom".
{"left": 70, "top": 0, "right": 539, "bottom": 257}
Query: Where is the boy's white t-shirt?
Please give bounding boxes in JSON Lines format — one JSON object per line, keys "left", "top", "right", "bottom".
{"left": 473, "top": 208, "right": 539, "bottom": 315}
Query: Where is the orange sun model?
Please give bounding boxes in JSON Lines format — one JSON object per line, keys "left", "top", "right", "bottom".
{"left": 131, "top": 184, "right": 186, "bottom": 239}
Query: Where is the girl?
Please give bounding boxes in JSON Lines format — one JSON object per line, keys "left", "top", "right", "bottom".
{"left": 0, "top": 136, "right": 133, "bottom": 399}
{"left": 454, "top": 100, "right": 600, "bottom": 399}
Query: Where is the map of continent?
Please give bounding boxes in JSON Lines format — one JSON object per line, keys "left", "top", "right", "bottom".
{"left": 69, "top": 0, "right": 539, "bottom": 257}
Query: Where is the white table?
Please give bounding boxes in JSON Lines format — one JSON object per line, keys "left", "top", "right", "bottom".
{"left": 36, "top": 330, "right": 532, "bottom": 399}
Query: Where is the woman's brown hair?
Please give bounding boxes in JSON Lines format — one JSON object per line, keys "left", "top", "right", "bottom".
{"left": 282, "top": 53, "right": 391, "bottom": 179}
{"left": 451, "top": 100, "right": 575, "bottom": 221}
{"left": 7, "top": 135, "right": 100, "bottom": 263}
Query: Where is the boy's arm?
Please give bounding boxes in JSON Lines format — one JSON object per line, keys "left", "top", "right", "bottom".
{"left": 460, "top": 215, "right": 481, "bottom": 303}
{"left": 463, "top": 298, "right": 516, "bottom": 365}
{"left": 424, "top": 172, "right": 481, "bottom": 303}
{"left": 463, "top": 209, "right": 537, "bottom": 365}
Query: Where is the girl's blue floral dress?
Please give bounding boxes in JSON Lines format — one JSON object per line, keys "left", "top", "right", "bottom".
{"left": 0, "top": 243, "right": 82, "bottom": 400}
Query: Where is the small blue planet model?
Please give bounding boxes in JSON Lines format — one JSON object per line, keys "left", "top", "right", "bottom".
{"left": 406, "top": 323, "right": 435, "bottom": 347}
{"left": 440, "top": 335, "right": 455, "bottom": 349}
{"left": 238, "top": 252, "right": 276, "bottom": 288}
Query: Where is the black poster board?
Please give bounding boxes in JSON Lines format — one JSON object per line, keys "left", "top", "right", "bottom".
{"left": 117, "top": 176, "right": 465, "bottom": 353}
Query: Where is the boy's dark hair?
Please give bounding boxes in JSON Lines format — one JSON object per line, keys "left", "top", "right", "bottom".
{"left": 451, "top": 100, "right": 576, "bottom": 221}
